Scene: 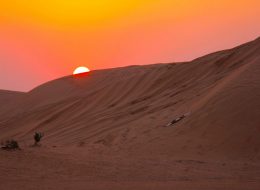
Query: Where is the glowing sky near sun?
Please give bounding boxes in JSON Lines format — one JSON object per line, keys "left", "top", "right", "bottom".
{"left": 0, "top": 0, "right": 260, "bottom": 91}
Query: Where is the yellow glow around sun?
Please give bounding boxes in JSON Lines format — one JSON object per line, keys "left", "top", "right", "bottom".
{"left": 73, "top": 66, "right": 90, "bottom": 75}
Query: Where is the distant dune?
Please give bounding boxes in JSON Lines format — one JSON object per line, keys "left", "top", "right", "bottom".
{"left": 0, "top": 90, "right": 25, "bottom": 105}
{"left": 1, "top": 37, "right": 260, "bottom": 190}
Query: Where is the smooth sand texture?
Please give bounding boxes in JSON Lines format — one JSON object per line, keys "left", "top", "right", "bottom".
{"left": 1, "top": 37, "right": 260, "bottom": 189}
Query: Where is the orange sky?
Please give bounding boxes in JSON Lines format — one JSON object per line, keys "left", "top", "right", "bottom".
{"left": 1, "top": 0, "right": 260, "bottom": 91}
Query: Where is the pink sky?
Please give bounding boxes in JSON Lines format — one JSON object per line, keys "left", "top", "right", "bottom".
{"left": 0, "top": 0, "right": 260, "bottom": 91}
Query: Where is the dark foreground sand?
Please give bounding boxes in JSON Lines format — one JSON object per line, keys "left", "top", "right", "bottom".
{"left": 1, "top": 148, "right": 260, "bottom": 190}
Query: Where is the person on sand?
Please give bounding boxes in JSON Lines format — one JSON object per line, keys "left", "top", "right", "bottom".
{"left": 34, "top": 132, "right": 43, "bottom": 146}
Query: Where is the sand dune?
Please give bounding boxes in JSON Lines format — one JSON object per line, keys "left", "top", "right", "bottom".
{"left": 0, "top": 90, "right": 25, "bottom": 120}
{"left": 1, "top": 37, "right": 260, "bottom": 189}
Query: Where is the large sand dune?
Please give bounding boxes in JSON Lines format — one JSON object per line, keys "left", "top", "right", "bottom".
{"left": 1, "top": 37, "right": 260, "bottom": 189}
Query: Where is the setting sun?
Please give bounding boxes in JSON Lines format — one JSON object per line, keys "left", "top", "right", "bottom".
{"left": 73, "top": 66, "right": 90, "bottom": 75}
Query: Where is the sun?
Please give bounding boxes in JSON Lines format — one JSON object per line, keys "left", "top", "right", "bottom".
{"left": 73, "top": 66, "right": 90, "bottom": 75}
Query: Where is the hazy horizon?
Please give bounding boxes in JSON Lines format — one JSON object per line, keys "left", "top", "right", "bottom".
{"left": 1, "top": 37, "right": 259, "bottom": 93}
{"left": 1, "top": 0, "right": 260, "bottom": 91}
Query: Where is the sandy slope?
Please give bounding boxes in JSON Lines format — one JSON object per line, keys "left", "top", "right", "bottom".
{"left": 0, "top": 90, "right": 25, "bottom": 117}
{"left": 1, "top": 37, "right": 260, "bottom": 189}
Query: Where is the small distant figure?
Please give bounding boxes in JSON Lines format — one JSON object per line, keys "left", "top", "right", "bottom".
{"left": 34, "top": 132, "right": 44, "bottom": 146}
{"left": 165, "top": 112, "right": 191, "bottom": 127}
{"left": 166, "top": 116, "right": 184, "bottom": 127}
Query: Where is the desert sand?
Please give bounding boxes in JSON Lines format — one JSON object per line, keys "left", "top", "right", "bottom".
{"left": 1, "top": 37, "right": 260, "bottom": 189}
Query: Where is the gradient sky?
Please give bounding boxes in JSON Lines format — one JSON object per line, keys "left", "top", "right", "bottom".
{"left": 1, "top": 0, "right": 260, "bottom": 92}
